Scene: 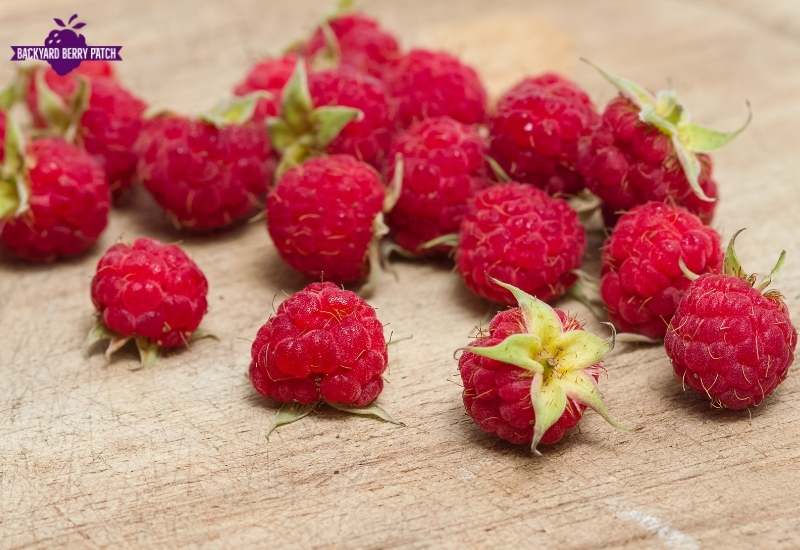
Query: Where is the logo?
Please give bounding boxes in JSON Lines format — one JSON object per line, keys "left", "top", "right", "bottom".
{"left": 10, "top": 14, "right": 123, "bottom": 76}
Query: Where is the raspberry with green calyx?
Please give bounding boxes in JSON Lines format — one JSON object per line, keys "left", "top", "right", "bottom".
{"left": 461, "top": 279, "right": 626, "bottom": 454}
{"left": 580, "top": 60, "right": 750, "bottom": 224}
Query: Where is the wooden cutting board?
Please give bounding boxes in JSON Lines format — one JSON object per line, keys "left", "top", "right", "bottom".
{"left": 2, "top": 1, "right": 799, "bottom": 547}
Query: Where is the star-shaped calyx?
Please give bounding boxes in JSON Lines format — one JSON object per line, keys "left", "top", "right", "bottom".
{"left": 466, "top": 279, "right": 626, "bottom": 454}
{"left": 267, "top": 61, "right": 362, "bottom": 179}
{"left": 583, "top": 59, "right": 751, "bottom": 203}
{"left": 0, "top": 116, "right": 31, "bottom": 221}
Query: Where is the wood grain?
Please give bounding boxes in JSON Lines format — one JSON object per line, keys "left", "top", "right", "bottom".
{"left": 1, "top": 1, "right": 799, "bottom": 548}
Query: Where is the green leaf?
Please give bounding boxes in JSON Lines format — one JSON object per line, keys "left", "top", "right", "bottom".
{"left": 671, "top": 135, "right": 715, "bottom": 203}
{"left": 582, "top": 58, "right": 656, "bottom": 111}
{"left": 467, "top": 334, "right": 545, "bottom": 374}
{"left": 549, "top": 330, "right": 610, "bottom": 372}
{"left": 678, "top": 102, "right": 752, "bottom": 153}
{"left": 530, "top": 372, "right": 567, "bottom": 455}
{"left": 490, "top": 279, "right": 563, "bottom": 342}
{"left": 329, "top": 402, "right": 404, "bottom": 425}
{"left": 280, "top": 62, "right": 313, "bottom": 131}
{"left": 723, "top": 228, "right": 747, "bottom": 278}
{"left": 266, "top": 402, "right": 316, "bottom": 440}
{"left": 310, "top": 105, "right": 361, "bottom": 149}
{"left": 560, "top": 371, "right": 628, "bottom": 432}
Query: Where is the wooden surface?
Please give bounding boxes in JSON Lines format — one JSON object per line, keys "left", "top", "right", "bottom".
{"left": 2, "top": 1, "right": 800, "bottom": 548}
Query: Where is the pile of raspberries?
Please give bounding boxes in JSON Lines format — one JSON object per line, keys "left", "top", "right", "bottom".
{"left": 0, "top": 5, "right": 795, "bottom": 454}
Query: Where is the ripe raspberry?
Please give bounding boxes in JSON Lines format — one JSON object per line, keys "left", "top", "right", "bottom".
{"left": 665, "top": 231, "right": 797, "bottom": 409}
{"left": 579, "top": 62, "right": 749, "bottom": 224}
{"left": 25, "top": 61, "right": 114, "bottom": 127}
{"left": 460, "top": 280, "right": 623, "bottom": 453}
{"left": 303, "top": 12, "right": 401, "bottom": 79}
{"left": 233, "top": 54, "right": 298, "bottom": 121}
{"left": 455, "top": 183, "right": 586, "bottom": 305}
{"left": 601, "top": 202, "right": 723, "bottom": 339}
{"left": 489, "top": 73, "right": 599, "bottom": 195}
{"left": 386, "top": 116, "right": 489, "bottom": 255}
{"left": 24, "top": 65, "right": 145, "bottom": 194}
{"left": 0, "top": 131, "right": 110, "bottom": 262}
{"left": 89, "top": 238, "right": 209, "bottom": 366}
{"left": 267, "top": 155, "right": 387, "bottom": 284}
{"left": 136, "top": 100, "right": 274, "bottom": 231}
{"left": 250, "top": 282, "right": 387, "bottom": 408}
{"left": 386, "top": 49, "right": 488, "bottom": 128}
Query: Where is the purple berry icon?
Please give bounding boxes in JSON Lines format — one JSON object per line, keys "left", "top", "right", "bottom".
{"left": 44, "top": 14, "right": 87, "bottom": 75}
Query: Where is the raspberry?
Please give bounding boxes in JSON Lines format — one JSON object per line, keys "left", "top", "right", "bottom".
{"left": 386, "top": 116, "right": 489, "bottom": 255}
{"left": 250, "top": 282, "right": 387, "bottom": 407}
{"left": 580, "top": 96, "right": 718, "bottom": 223}
{"left": 489, "top": 73, "right": 599, "bottom": 195}
{"left": 308, "top": 69, "right": 392, "bottom": 167}
{"left": 136, "top": 105, "right": 274, "bottom": 231}
{"left": 665, "top": 232, "right": 797, "bottom": 409}
{"left": 268, "top": 64, "right": 392, "bottom": 172}
{"left": 233, "top": 54, "right": 298, "bottom": 121}
{"left": 601, "top": 202, "right": 723, "bottom": 339}
{"left": 459, "top": 280, "right": 622, "bottom": 453}
{"left": 24, "top": 64, "right": 145, "bottom": 194}
{"left": 25, "top": 61, "right": 114, "bottom": 126}
{"left": 89, "top": 238, "right": 209, "bottom": 366}
{"left": 386, "top": 49, "right": 488, "bottom": 128}
{"left": 0, "top": 134, "right": 110, "bottom": 262}
{"left": 579, "top": 62, "right": 749, "bottom": 225}
{"left": 455, "top": 183, "right": 586, "bottom": 305}
{"left": 266, "top": 155, "right": 386, "bottom": 284}
{"left": 303, "top": 12, "right": 401, "bottom": 78}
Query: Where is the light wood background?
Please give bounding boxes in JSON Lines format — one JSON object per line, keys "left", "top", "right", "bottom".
{"left": 2, "top": 1, "right": 799, "bottom": 548}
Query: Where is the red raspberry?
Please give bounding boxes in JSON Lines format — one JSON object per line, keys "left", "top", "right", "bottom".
{"left": 386, "top": 49, "right": 487, "bottom": 128}
{"left": 386, "top": 116, "right": 489, "bottom": 255}
{"left": 233, "top": 54, "right": 298, "bottom": 121}
{"left": 0, "top": 137, "right": 110, "bottom": 261}
{"left": 90, "top": 238, "right": 209, "bottom": 360}
{"left": 24, "top": 63, "right": 144, "bottom": 194}
{"left": 459, "top": 280, "right": 622, "bottom": 452}
{"left": 601, "top": 202, "right": 723, "bottom": 339}
{"left": 665, "top": 233, "right": 797, "bottom": 409}
{"left": 580, "top": 96, "right": 718, "bottom": 224}
{"left": 304, "top": 12, "right": 401, "bottom": 79}
{"left": 25, "top": 61, "right": 114, "bottom": 127}
{"left": 267, "top": 155, "right": 386, "bottom": 284}
{"left": 136, "top": 114, "right": 274, "bottom": 231}
{"left": 455, "top": 183, "right": 586, "bottom": 305}
{"left": 489, "top": 73, "right": 599, "bottom": 195}
{"left": 307, "top": 69, "right": 392, "bottom": 168}
{"left": 249, "top": 282, "right": 387, "bottom": 407}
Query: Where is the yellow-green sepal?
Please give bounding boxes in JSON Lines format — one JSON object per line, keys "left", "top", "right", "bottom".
{"left": 529, "top": 372, "right": 568, "bottom": 455}
{"left": 0, "top": 116, "right": 29, "bottom": 219}
{"left": 723, "top": 228, "right": 787, "bottom": 294}
{"left": 559, "top": 371, "right": 629, "bottom": 432}
{"left": 467, "top": 334, "right": 546, "bottom": 374}
{"left": 549, "top": 330, "right": 611, "bottom": 372}
{"left": 35, "top": 71, "right": 90, "bottom": 142}
{"left": 266, "top": 402, "right": 316, "bottom": 440}
{"left": 491, "top": 278, "right": 562, "bottom": 342}
{"left": 310, "top": 105, "right": 361, "bottom": 149}
{"left": 200, "top": 92, "right": 267, "bottom": 127}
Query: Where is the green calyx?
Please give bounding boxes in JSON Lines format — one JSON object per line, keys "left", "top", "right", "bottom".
{"left": 267, "top": 61, "right": 362, "bottom": 179}
{"left": 362, "top": 154, "right": 403, "bottom": 296}
{"left": 0, "top": 116, "right": 30, "bottom": 220}
{"left": 723, "top": 228, "right": 787, "bottom": 296}
{"left": 199, "top": 92, "right": 267, "bottom": 128}
{"left": 85, "top": 317, "right": 215, "bottom": 370}
{"left": 265, "top": 400, "right": 403, "bottom": 441}
{"left": 32, "top": 69, "right": 91, "bottom": 142}
{"left": 466, "top": 279, "right": 626, "bottom": 454}
{"left": 583, "top": 59, "right": 751, "bottom": 203}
